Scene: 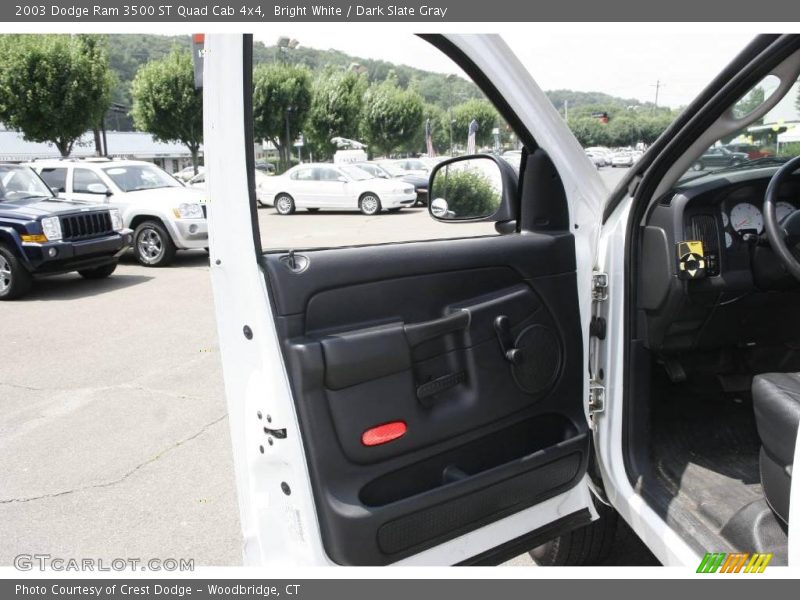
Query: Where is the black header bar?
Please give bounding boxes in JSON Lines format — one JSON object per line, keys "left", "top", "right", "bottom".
{"left": 2, "top": 0, "right": 799, "bottom": 22}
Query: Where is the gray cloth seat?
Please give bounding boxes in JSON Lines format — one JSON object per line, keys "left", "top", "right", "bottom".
{"left": 752, "top": 372, "right": 800, "bottom": 524}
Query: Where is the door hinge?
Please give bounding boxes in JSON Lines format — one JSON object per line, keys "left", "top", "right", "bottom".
{"left": 591, "top": 271, "right": 608, "bottom": 302}
{"left": 589, "top": 383, "right": 605, "bottom": 415}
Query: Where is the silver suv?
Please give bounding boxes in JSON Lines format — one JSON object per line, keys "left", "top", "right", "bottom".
{"left": 28, "top": 158, "right": 207, "bottom": 267}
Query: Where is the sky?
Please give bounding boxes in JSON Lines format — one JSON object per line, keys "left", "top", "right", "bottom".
{"left": 256, "top": 31, "right": 756, "bottom": 108}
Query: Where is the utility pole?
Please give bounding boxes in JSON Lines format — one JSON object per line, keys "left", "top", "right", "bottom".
{"left": 651, "top": 80, "right": 664, "bottom": 112}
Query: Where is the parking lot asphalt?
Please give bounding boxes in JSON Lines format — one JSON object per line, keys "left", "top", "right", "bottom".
{"left": 0, "top": 167, "right": 655, "bottom": 568}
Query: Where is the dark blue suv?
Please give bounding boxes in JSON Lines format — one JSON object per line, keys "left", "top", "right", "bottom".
{"left": 0, "top": 163, "right": 133, "bottom": 300}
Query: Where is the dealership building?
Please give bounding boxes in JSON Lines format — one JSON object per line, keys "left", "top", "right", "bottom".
{"left": 0, "top": 128, "right": 201, "bottom": 174}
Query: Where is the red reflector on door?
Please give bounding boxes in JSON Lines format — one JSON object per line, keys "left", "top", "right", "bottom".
{"left": 361, "top": 421, "right": 407, "bottom": 446}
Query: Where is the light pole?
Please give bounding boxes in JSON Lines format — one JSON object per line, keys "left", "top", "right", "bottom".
{"left": 285, "top": 106, "right": 295, "bottom": 170}
{"left": 277, "top": 36, "right": 299, "bottom": 63}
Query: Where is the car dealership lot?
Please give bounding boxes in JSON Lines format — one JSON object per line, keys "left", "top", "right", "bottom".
{"left": 0, "top": 167, "right": 648, "bottom": 567}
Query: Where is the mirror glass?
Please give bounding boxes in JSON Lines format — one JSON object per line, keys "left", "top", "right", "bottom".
{"left": 429, "top": 157, "right": 502, "bottom": 221}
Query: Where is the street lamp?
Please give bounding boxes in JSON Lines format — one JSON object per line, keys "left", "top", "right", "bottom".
{"left": 277, "top": 36, "right": 300, "bottom": 63}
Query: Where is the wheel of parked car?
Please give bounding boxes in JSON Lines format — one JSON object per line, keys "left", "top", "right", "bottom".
{"left": 78, "top": 263, "right": 118, "bottom": 280}
{"left": 359, "top": 193, "right": 382, "bottom": 216}
{"left": 528, "top": 499, "right": 618, "bottom": 566}
{"left": 275, "top": 194, "right": 296, "bottom": 215}
{"left": 0, "top": 244, "right": 32, "bottom": 300}
{"left": 133, "top": 220, "right": 177, "bottom": 267}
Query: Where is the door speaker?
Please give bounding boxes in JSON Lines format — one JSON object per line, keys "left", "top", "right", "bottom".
{"left": 512, "top": 324, "right": 562, "bottom": 394}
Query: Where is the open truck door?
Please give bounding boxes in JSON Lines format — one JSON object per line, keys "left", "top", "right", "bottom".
{"left": 204, "top": 33, "right": 607, "bottom": 565}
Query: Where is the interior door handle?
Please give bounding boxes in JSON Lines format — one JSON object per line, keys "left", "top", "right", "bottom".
{"left": 403, "top": 310, "right": 470, "bottom": 347}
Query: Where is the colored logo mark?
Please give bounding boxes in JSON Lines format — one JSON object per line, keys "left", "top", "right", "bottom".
{"left": 697, "top": 552, "right": 773, "bottom": 573}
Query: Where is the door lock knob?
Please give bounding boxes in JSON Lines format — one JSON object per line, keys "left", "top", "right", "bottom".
{"left": 505, "top": 347, "right": 524, "bottom": 366}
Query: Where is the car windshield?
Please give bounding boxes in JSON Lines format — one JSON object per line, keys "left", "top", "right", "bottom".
{"left": 357, "top": 164, "right": 388, "bottom": 178}
{"left": 339, "top": 165, "right": 373, "bottom": 181}
{"left": 378, "top": 162, "right": 405, "bottom": 177}
{"left": 404, "top": 160, "right": 426, "bottom": 170}
{"left": 0, "top": 165, "right": 54, "bottom": 202}
{"left": 678, "top": 73, "right": 800, "bottom": 184}
{"left": 102, "top": 164, "right": 182, "bottom": 192}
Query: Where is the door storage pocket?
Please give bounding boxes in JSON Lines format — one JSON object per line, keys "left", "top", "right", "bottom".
{"left": 360, "top": 413, "right": 584, "bottom": 507}
{"left": 356, "top": 413, "right": 588, "bottom": 556}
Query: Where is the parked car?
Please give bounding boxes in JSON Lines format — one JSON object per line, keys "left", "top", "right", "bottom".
{"left": 254, "top": 162, "right": 276, "bottom": 175}
{"left": 187, "top": 172, "right": 206, "bottom": 188}
{"left": 585, "top": 147, "right": 612, "bottom": 166}
{"left": 0, "top": 163, "right": 132, "bottom": 299}
{"left": 418, "top": 156, "right": 448, "bottom": 170}
{"left": 29, "top": 159, "right": 207, "bottom": 267}
{"left": 174, "top": 165, "right": 204, "bottom": 182}
{"left": 500, "top": 150, "right": 523, "bottom": 171}
{"left": 611, "top": 151, "right": 635, "bottom": 167}
{"left": 380, "top": 158, "right": 430, "bottom": 177}
{"left": 257, "top": 163, "right": 416, "bottom": 215}
{"left": 194, "top": 169, "right": 271, "bottom": 193}
{"left": 723, "top": 143, "right": 772, "bottom": 160}
{"left": 355, "top": 162, "right": 428, "bottom": 206}
{"left": 692, "top": 146, "right": 749, "bottom": 170}
{"left": 585, "top": 150, "right": 606, "bottom": 169}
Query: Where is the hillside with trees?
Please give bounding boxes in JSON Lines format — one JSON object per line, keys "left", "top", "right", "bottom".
{"left": 0, "top": 34, "right": 684, "bottom": 162}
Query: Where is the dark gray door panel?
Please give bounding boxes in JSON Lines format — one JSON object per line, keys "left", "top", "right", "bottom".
{"left": 260, "top": 233, "right": 588, "bottom": 565}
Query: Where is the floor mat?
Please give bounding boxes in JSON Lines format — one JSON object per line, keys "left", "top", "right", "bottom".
{"left": 638, "top": 380, "right": 764, "bottom": 552}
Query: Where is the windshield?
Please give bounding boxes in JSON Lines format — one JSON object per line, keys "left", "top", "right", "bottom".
{"left": 102, "top": 164, "right": 182, "bottom": 192}
{"left": 339, "top": 165, "right": 373, "bottom": 181}
{"left": 0, "top": 165, "right": 54, "bottom": 202}
{"left": 356, "top": 164, "right": 387, "bottom": 178}
{"left": 678, "top": 73, "right": 800, "bottom": 184}
{"left": 377, "top": 162, "right": 405, "bottom": 177}
{"left": 404, "top": 160, "right": 427, "bottom": 170}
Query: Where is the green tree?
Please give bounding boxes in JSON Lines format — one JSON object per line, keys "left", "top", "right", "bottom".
{"left": 638, "top": 114, "right": 674, "bottom": 144}
{"left": 796, "top": 85, "right": 800, "bottom": 116}
{"left": 734, "top": 86, "right": 765, "bottom": 121}
{"left": 252, "top": 63, "right": 312, "bottom": 171}
{"left": 569, "top": 117, "right": 610, "bottom": 147}
{"left": 0, "top": 34, "right": 112, "bottom": 157}
{"left": 361, "top": 76, "right": 425, "bottom": 156}
{"left": 131, "top": 48, "right": 203, "bottom": 171}
{"left": 451, "top": 99, "right": 499, "bottom": 149}
{"left": 607, "top": 116, "right": 640, "bottom": 147}
{"left": 305, "top": 68, "right": 367, "bottom": 160}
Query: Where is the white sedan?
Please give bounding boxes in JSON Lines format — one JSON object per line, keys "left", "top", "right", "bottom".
{"left": 611, "top": 152, "right": 635, "bottom": 168}
{"left": 257, "top": 163, "right": 417, "bottom": 215}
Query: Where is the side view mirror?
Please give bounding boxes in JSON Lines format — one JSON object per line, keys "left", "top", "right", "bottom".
{"left": 86, "top": 183, "right": 111, "bottom": 196}
{"left": 337, "top": 176, "right": 348, "bottom": 183}
{"left": 428, "top": 154, "right": 517, "bottom": 223}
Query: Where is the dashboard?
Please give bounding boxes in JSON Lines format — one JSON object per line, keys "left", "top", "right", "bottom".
{"left": 718, "top": 183, "right": 799, "bottom": 249}
{"left": 680, "top": 178, "right": 800, "bottom": 283}
{"left": 638, "top": 168, "right": 800, "bottom": 354}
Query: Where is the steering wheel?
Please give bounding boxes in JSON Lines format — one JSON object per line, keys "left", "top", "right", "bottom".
{"left": 764, "top": 155, "right": 800, "bottom": 282}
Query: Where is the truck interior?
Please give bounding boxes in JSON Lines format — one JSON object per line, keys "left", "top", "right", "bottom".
{"left": 625, "top": 37, "right": 800, "bottom": 565}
